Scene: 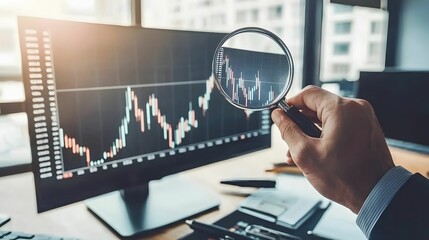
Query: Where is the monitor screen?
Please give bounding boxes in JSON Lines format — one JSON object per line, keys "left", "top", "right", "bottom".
{"left": 18, "top": 16, "right": 271, "bottom": 216}
{"left": 357, "top": 70, "right": 429, "bottom": 153}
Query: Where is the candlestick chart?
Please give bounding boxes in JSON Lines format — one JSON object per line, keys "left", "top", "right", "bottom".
{"left": 215, "top": 47, "right": 291, "bottom": 108}
{"left": 56, "top": 75, "right": 263, "bottom": 172}
{"left": 60, "top": 35, "right": 268, "bottom": 174}
{"left": 22, "top": 20, "right": 270, "bottom": 180}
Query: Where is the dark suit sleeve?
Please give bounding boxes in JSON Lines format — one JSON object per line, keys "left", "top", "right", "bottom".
{"left": 370, "top": 173, "right": 429, "bottom": 240}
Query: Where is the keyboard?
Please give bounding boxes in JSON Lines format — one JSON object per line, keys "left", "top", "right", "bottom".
{"left": 0, "top": 231, "right": 79, "bottom": 240}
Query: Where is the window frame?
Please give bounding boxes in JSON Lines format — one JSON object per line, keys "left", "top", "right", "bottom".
{"left": 303, "top": 1, "right": 390, "bottom": 89}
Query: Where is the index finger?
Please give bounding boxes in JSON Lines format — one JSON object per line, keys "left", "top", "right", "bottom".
{"left": 287, "top": 85, "right": 340, "bottom": 122}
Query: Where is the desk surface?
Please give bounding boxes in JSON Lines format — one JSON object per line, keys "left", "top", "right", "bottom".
{"left": 1, "top": 129, "right": 428, "bottom": 240}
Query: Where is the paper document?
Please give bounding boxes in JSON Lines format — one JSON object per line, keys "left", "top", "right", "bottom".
{"left": 309, "top": 202, "right": 366, "bottom": 240}
{"left": 238, "top": 188, "right": 322, "bottom": 229}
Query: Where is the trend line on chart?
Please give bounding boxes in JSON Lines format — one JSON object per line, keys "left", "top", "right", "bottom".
{"left": 59, "top": 77, "right": 215, "bottom": 171}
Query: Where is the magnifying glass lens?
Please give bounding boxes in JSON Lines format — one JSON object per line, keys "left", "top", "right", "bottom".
{"left": 213, "top": 28, "right": 321, "bottom": 138}
{"left": 213, "top": 31, "right": 292, "bottom": 109}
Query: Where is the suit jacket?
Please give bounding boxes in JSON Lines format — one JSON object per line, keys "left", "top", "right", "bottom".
{"left": 370, "top": 173, "right": 429, "bottom": 240}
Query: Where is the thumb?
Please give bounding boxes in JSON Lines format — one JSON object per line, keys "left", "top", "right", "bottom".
{"left": 271, "top": 108, "right": 307, "bottom": 147}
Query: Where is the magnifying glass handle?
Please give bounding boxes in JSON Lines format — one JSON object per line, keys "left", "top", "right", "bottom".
{"left": 278, "top": 101, "right": 321, "bottom": 138}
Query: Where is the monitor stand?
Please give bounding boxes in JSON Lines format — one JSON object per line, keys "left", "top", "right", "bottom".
{"left": 86, "top": 174, "right": 220, "bottom": 238}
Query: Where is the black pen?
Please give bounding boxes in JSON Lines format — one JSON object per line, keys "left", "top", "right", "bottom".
{"left": 185, "top": 219, "right": 252, "bottom": 240}
{"left": 220, "top": 179, "right": 276, "bottom": 188}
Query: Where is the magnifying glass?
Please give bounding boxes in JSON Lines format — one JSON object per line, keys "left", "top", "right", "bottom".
{"left": 212, "top": 27, "right": 321, "bottom": 138}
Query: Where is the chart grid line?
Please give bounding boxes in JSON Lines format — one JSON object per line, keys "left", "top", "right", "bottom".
{"left": 56, "top": 79, "right": 208, "bottom": 93}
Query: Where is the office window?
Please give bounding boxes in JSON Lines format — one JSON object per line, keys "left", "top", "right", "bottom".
{"left": 370, "top": 21, "right": 382, "bottom": 34}
{"left": 333, "top": 43, "right": 350, "bottom": 55}
{"left": 211, "top": 14, "right": 226, "bottom": 25}
{"left": 273, "top": 27, "right": 284, "bottom": 36}
{"left": 0, "top": 1, "right": 131, "bottom": 77}
{"left": 368, "top": 42, "right": 382, "bottom": 56}
{"left": 142, "top": 0, "right": 306, "bottom": 95}
{"left": 320, "top": 3, "right": 388, "bottom": 86}
{"left": 368, "top": 41, "right": 383, "bottom": 64}
{"left": 333, "top": 4, "right": 353, "bottom": 13}
{"left": 334, "top": 21, "right": 352, "bottom": 34}
{"left": 236, "top": 9, "right": 258, "bottom": 23}
{"left": 250, "top": 9, "right": 259, "bottom": 22}
{"left": 236, "top": 10, "right": 247, "bottom": 23}
{"left": 332, "top": 63, "right": 350, "bottom": 75}
{"left": 268, "top": 5, "right": 283, "bottom": 19}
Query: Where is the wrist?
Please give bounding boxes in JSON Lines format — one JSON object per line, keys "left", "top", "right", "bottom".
{"left": 346, "top": 164, "right": 395, "bottom": 214}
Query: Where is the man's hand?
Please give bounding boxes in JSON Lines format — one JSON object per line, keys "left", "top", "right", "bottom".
{"left": 272, "top": 86, "right": 395, "bottom": 213}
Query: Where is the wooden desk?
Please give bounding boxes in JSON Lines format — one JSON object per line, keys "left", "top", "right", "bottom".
{"left": 0, "top": 129, "right": 428, "bottom": 240}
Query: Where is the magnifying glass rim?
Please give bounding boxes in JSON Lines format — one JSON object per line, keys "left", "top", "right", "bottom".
{"left": 212, "top": 27, "right": 294, "bottom": 110}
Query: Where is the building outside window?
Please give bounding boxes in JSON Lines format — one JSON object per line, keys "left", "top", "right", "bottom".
{"left": 143, "top": 0, "right": 306, "bottom": 95}
{"left": 250, "top": 9, "right": 259, "bottom": 22}
{"left": 268, "top": 5, "right": 283, "bottom": 20}
{"left": 236, "top": 10, "right": 247, "bottom": 23}
{"left": 370, "top": 20, "right": 382, "bottom": 34}
{"left": 333, "top": 42, "right": 350, "bottom": 55}
{"left": 334, "top": 21, "right": 352, "bottom": 34}
{"left": 320, "top": 3, "right": 388, "bottom": 94}
{"left": 333, "top": 4, "right": 353, "bottom": 13}
{"left": 368, "top": 41, "right": 382, "bottom": 63}
{"left": 236, "top": 9, "right": 258, "bottom": 24}
{"left": 211, "top": 13, "right": 226, "bottom": 25}
{"left": 332, "top": 63, "right": 350, "bottom": 75}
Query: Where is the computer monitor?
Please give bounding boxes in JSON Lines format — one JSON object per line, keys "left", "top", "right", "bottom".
{"left": 18, "top": 17, "right": 271, "bottom": 237}
{"left": 357, "top": 70, "right": 429, "bottom": 154}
